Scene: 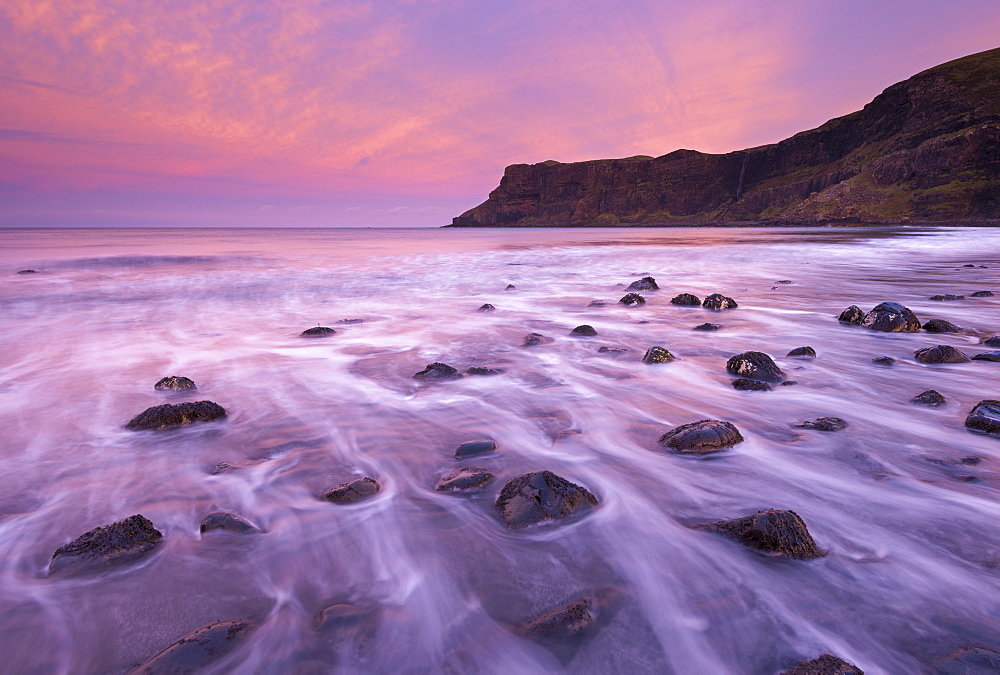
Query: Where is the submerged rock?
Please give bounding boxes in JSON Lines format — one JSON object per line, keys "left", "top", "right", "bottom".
{"left": 413, "top": 362, "right": 461, "bottom": 380}
{"left": 465, "top": 366, "right": 504, "bottom": 375}
{"left": 972, "top": 351, "right": 1000, "bottom": 362}
{"left": 336, "top": 318, "right": 364, "bottom": 324}
{"left": 125, "top": 401, "right": 227, "bottom": 431}
{"left": 505, "top": 284, "right": 516, "bottom": 290}
{"left": 923, "top": 319, "right": 961, "bottom": 333}
{"left": 301, "top": 326, "right": 336, "bottom": 337}
{"left": 642, "top": 346, "right": 675, "bottom": 364}
{"left": 619, "top": 292, "right": 645, "bottom": 306}
{"left": 435, "top": 467, "right": 495, "bottom": 493}
{"left": 930, "top": 294, "right": 965, "bottom": 301}
{"left": 795, "top": 417, "right": 847, "bottom": 432}
{"left": 16, "top": 269, "right": 37, "bottom": 274}
{"left": 570, "top": 325, "right": 598, "bottom": 337}
{"left": 671, "top": 293, "right": 701, "bottom": 306}
{"left": 965, "top": 400, "right": 1000, "bottom": 436}
{"left": 324, "top": 477, "right": 381, "bottom": 504}
{"left": 133, "top": 620, "right": 254, "bottom": 673}
{"left": 693, "top": 323, "right": 721, "bottom": 331}
{"left": 523, "top": 333, "right": 554, "bottom": 347}
{"left": 154, "top": 376, "right": 197, "bottom": 391}
{"left": 780, "top": 653, "right": 863, "bottom": 674}
{"left": 626, "top": 276, "right": 659, "bottom": 291}
{"left": 701, "top": 509, "right": 823, "bottom": 559}
{"left": 932, "top": 646, "right": 1000, "bottom": 674}
{"left": 587, "top": 300, "right": 606, "bottom": 307}
{"left": 871, "top": 356, "right": 896, "bottom": 367}
{"left": 477, "top": 303, "right": 496, "bottom": 313}
{"left": 495, "top": 471, "right": 598, "bottom": 529}
{"left": 455, "top": 440, "right": 496, "bottom": 458}
{"left": 732, "top": 378, "right": 771, "bottom": 391}
{"left": 522, "top": 597, "right": 593, "bottom": 638}
{"left": 598, "top": 346, "right": 630, "bottom": 354}
{"left": 910, "top": 390, "right": 946, "bottom": 406}
{"left": 971, "top": 290, "right": 994, "bottom": 297}
{"left": 49, "top": 514, "right": 162, "bottom": 574}
{"left": 838, "top": 305, "right": 865, "bottom": 324}
{"left": 787, "top": 346, "right": 816, "bottom": 358}
{"left": 861, "top": 302, "right": 921, "bottom": 332}
{"left": 200, "top": 512, "right": 259, "bottom": 534}
{"left": 986, "top": 336, "right": 1000, "bottom": 347}
{"left": 658, "top": 419, "right": 744, "bottom": 454}
{"left": 914, "top": 345, "right": 970, "bottom": 364}
{"left": 703, "top": 293, "right": 738, "bottom": 310}
{"left": 726, "top": 351, "right": 785, "bottom": 383}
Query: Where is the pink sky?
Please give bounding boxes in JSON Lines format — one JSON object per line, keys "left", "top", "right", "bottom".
{"left": 2, "top": 1, "right": 999, "bottom": 227}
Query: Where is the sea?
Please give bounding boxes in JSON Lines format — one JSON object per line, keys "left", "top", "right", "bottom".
{"left": 0, "top": 226, "right": 998, "bottom": 673}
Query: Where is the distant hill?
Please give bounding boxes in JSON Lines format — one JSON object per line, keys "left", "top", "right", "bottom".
{"left": 450, "top": 48, "right": 1000, "bottom": 227}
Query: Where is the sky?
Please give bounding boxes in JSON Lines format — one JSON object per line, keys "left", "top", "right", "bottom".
{"left": 2, "top": 1, "right": 999, "bottom": 228}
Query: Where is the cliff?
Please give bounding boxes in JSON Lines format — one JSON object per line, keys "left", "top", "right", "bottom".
{"left": 450, "top": 48, "right": 1000, "bottom": 227}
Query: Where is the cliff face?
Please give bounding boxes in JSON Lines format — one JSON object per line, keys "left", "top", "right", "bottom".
{"left": 451, "top": 48, "right": 1000, "bottom": 226}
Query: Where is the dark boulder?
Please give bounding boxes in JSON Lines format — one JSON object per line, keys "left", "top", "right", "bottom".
{"left": 838, "top": 305, "right": 865, "bottom": 324}
{"left": 671, "top": 293, "right": 701, "bottom": 306}
{"left": 49, "top": 514, "right": 162, "bottom": 574}
{"left": 132, "top": 620, "right": 254, "bottom": 673}
{"left": 154, "top": 376, "right": 197, "bottom": 391}
{"left": 200, "top": 512, "right": 259, "bottom": 534}
{"left": 598, "top": 346, "right": 630, "bottom": 354}
{"left": 861, "top": 302, "right": 920, "bottom": 332}
{"left": 455, "top": 440, "right": 496, "bottom": 458}
{"left": 923, "top": 319, "right": 961, "bottom": 333}
{"left": 619, "top": 293, "right": 645, "bottom": 306}
{"left": 910, "top": 390, "right": 946, "bottom": 406}
{"left": 700, "top": 509, "right": 823, "bottom": 559}
{"left": 626, "top": 276, "right": 659, "bottom": 291}
{"left": 495, "top": 471, "right": 598, "bottom": 529}
{"left": 965, "top": 400, "right": 1000, "bottom": 436}
{"left": 732, "top": 378, "right": 771, "bottom": 391}
{"left": 780, "top": 653, "right": 863, "bottom": 674}
{"left": 726, "top": 351, "right": 785, "bottom": 383}
{"left": 971, "top": 290, "right": 994, "bottom": 297}
{"left": 301, "top": 326, "right": 336, "bottom": 337}
{"left": 914, "top": 345, "right": 970, "bottom": 364}
{"left": 414, "top": 362, "right": 461, "bottom": 380}
{"left": 871, "top": 356, "right": 895, "bottom": 366}
{"left": 932, "top": 646, "right": 1000, "bottom": 674}
{"left": 795, "top": 417, "right": 847, "bottom": 431}
{"left": 477, "top": 303, "right": 496, "bottom": 313}
{"left": 693, "top": 323, "right": 721, "bottom": 331}
{"left": 505, "top": 284, "right": 516, "bottom": 290}
{"left": 658, "top": 419, "right": 744, "bottom": 454}
{"left": 787, "top": 346, "right": 816, "bottom": 358}
{"left": 125, "top": 401, "right": 227, "bottom": 431}
{"left": 930, "top": 294, "right": 965, "bottom": 301}
{"left": 642, "top": 346, "right": 675, "bottom": 364}
{"left": 435, "top": 467, "right": 495, "bottom": 493}
{"left": 466, "top": 366, "right": 504, "bottom": 375}
{"left": 703, "top": 293, "right": 738, "bottom": 310}
{"left": 523, "top": 333, "right": 554, "bottom": 347}
{"left": 972, "top": 351, "right": 1000, "bottom": 362}
{"left": 522, "top": 597, "right": 593, "bottom": 638}
{"left": 16, "top": 269, "right": 37, "bottom": 274}
{"left": 570, "top": 325, "right": 598, "bottom": 337}
{"left": 324, "top": 477, "right": 381, "bottom": 504}
{"left": 986, "top": 336, "right": 1000, "bottom": 347}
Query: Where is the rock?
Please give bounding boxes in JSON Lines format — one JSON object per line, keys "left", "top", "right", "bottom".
{"left": 871, "top": 356, "right": 896, "bottom": 366}
{"left": 642, "top": 346, "right": 675, "bottom": 364}
{"left": 658, "top": 419, "right": 744, "bottom": 454}
{"left": 693, "top": 323, "right": 721, "bottom": 331}
{"left": 125, "top": 401, "right": 227, "bottom": 431}
{"left": 965, "top": 400, "right": 1000, "bottom": 435}
{"left": 477, "top": 303, "right": 496, "bottom": 313}
{"left": 17, "top": 269, "right": 38, "bottom": 274}
{"left": 732, "top": 378, "right": 771, "bottom": 391}
{"left": 971, "top": 290, "right": 994, "bottom": 297}
{"left": 930, "top": 294, "right": 965, "bottom": 301}
{"left": 910, "top": 390, "right": 946, "bottom": 406}
{"left": 505, "top": 284, "right": 516, "bottom": 290}
{"left": 132, "top": 620, "right": 254, "bottom": 673}
{"left": 49, "top": 514, "right": 162, "bottom": 574}
{"left": 587, "top": 300, "right": 606, "bottom": 307}
{"left": 455, "top": 440, "right": 496, "bottom": 458}
{"left": 671, "top": 293, "right": 701, "bottom": 306}
{"left": 703, "top": 293, "right": 738, "bottom": 310}
{"left": 495, "top": 471, "right": 598, "bottom": 529}
{"left": 861, "top": 302, "right": 921, "bottom": 332}
{"left": 465, "top": 366, "right": 504, "bottom": 375}
{"left": 523, "top": 333, "right": 553, "bottom": 347}
{"left": 619, "top": 292, "right": 645, "bottom": 306}
{"left": 986, "top": 336, "right": 1000, "bottom": 347}
{"left": 781, "top": 381, "right": 798, "bottom": 386}
{"left": 972, "top": 351, "right": 1000, "bottom": 362}
{"left": 795, "top": 417, "right": 847, "bottom": 431}
{"left": 726, "top": 351, "right": 785, "bottom": 383}
{"left": 336, "top": 318, "right": 364, "bottom": 324}
{"left": 414, "top": 362, "right": 461, "bottom": 380}
{"left": 787, "top": 346, "right": 816, "bottom": 358}
{"left": 570, "top": 325, "right": 598, "bottom": 337}
{"left": 700, "top": 509, "right": 823, "bottom": 559}
{"left": 932, "top": 646, "right": 1000, "bottom": 674}
{"left": 200, "top": 512, "right": 259, "bottom": 534}
{"left": 838, "top": 305, "right": 865, "bottom": 324}
{"left": 914, "top": 345, "right": 971, "bottom": 364}
{"left": 780, "top": 653, "right": 863, "bottom": 674}
{"left": 435, "top": 467, "right": 495, "bottom": 492}
{"left": 301, "top": 326, "right": 336, "bottom": 337}
{"left": 626, "top": 276, "right": 659, "bottom": 291}
{"left": 154, "top": 376, "right": 197, "bottom": 391}
{"left": 598, "top": 346, "right": 630, "bottom": 354}
{"left": 963, "top": 264, "right": 977, "bottom": 267}
{"left": 775, "top": 280, "right": 793, "bottom": 284}
{"left": 522, "top": 598, "right": 593, "bottom": 638}
{"left": 923, "top": 319, "right": 961, "bottom": 333}
{"left": 324, "top": 477, "right": 381, "bottom": 504}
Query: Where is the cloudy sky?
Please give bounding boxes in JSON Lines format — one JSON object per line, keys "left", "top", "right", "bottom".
{"left": 2, "top": 0, "right": 998, "bottom": 227}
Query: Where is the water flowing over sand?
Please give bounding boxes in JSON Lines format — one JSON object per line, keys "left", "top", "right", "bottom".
{"left": 1, "top": 226, "right": 998, "bottom": 673}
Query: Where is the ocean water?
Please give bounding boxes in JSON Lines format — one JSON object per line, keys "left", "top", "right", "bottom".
{"left": 0, "top": 226, "right": 998, "bottom": 673}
